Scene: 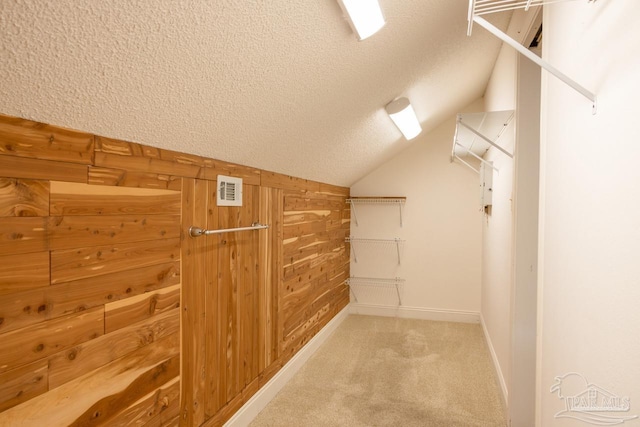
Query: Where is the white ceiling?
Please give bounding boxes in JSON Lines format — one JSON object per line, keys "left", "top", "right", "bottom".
{"left": 0, "top": 1, "right": 510, "bottom": 187}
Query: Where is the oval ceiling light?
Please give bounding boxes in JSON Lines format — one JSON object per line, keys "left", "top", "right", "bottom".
{"left": 337, "top": 0, "right": 385, "bottom": 41}
{"left": 386, "top": 97, "right": 422, "bottom": 140}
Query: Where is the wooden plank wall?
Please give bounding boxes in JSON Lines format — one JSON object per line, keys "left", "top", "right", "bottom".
{"left": 0, "top": 113, "right": 349, "bottom": 426}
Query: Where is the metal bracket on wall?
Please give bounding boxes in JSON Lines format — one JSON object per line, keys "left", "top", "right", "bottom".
{"left": 467, "top": 0, "right": 598, "bottom": 114}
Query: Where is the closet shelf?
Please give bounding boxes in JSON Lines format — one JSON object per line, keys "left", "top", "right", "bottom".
{"left": 466, "top": 0, "right": 597, "bottom": 113}
{"left": 345, "top": 237, "right": 405, "bottom": 265}
{"left": 347, "top": 276, "right": 405, "bottom": 306}
{"left": 347, "top": 197, "right": 406, "bottom": 227}
{"left": 451, "top": 110, "right": 514, "bottom": 174}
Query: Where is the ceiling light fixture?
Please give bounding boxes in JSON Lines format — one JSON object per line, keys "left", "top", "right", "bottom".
{"left": 337, "top": 0, "right": 385, "bottom": 41}
{"left": 386, "top": 97, "right": 422, "bottom": 140}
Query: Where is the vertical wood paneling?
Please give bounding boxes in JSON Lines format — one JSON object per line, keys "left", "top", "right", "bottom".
{"left": 220, "top": 202, "right": 240, "bottom": 403}
{"left": 180, "top": 178, "right": 207, "bottom": 426}
{"left": 258, "top": 187, "right": 281, "bottom": 371}
{"left": 204, "top": 180, "right": 220, "bottom": 418}
{"left": 216, "top": 203, "right": 231, "bottom": 412}
{"left": 241, "top": 186, "right": 259, "bottom": 387}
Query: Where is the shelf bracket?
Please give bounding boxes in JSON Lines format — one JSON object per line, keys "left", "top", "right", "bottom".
{"left": 349, "top": 285, "right": 359, "bottom": 303}
{"left": 349, "top": 199, "right": 359, "bottom": 226}
{"left": 472, "top": 15, "right": 597, "bottom": 114}
{"left": 394, "top": 281, "right": 403, "bottom": 306}
{"left": 348, "top": 237, "right": 359, "bottom": 263}
{"left": 395, "top": 238, "right": 402, "bottom": 265}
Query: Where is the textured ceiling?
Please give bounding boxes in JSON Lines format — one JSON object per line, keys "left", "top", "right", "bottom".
{"left": 0, "top": 1, "right": 510, "bottom": 187}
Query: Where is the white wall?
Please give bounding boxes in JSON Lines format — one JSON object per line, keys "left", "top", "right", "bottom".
{"left": 510, "top": 53, "right": 541, "bottom": 427}
{"left": 481, "top": 38, "right": 518, "bottom": 405}
{"left": 538, "top": 1, "right": 640, "bottom": 425}
{"left": 349, "top": 99, "right": 483, "bottom": 322}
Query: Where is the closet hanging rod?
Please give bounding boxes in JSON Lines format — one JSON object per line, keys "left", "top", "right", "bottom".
{"left": 457, "top": 117, "right": 514, "bottom": 158}
{"left": 189, "top": 222, "right": 269, "bottom": 237}
{"left": 469, "top": 13, "right": 597, "bottom": 113}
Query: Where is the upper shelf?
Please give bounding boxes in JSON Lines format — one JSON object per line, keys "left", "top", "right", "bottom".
{"left": 467, "top": 0, "right": 589, "bottom": 35}
{"left": 346, "top": 197, "right": 406, "bottom": 227}
{"left": 451, "top": 110, "right": 514, "bottom": 174}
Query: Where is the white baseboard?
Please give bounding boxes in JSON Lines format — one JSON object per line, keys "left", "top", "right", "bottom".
{"left": 480, "top": 314, "right": 509, "bottom": 410}
{"left": 349, "top": 303, "right": 480, "bottom": 324}
{"left": 224, "top": 306, "right": 350, "bottom": 427}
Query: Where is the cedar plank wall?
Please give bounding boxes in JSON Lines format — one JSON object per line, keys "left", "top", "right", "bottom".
{"left": 0, "top": 113, "right": 350, "bottom": 426}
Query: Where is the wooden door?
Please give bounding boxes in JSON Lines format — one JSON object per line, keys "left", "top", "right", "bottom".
{"left": 181, "top": 179, "right": 281, "bottom": 426}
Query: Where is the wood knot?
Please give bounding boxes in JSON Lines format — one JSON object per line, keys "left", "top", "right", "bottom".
{"left": 34, "top": 343, "right": 44, "bottom": 352}
{"left": 149, "top": 296, "right": 158, "bottom": 314}
{"left": 160, "top": 397, "right": 170, "bottom": 409}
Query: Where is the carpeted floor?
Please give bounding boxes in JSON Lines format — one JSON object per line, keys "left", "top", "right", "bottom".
{"left": 250, "top": 315, "right": 506, "bottom": 427}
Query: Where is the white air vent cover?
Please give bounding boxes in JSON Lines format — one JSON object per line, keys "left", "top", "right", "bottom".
{"left": 217, "top": 175, "right": 243, "bottom": 206}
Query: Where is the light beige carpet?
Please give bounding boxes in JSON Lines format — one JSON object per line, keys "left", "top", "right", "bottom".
{"left": 250, "top": 315, "right": 506, "bottom": 427}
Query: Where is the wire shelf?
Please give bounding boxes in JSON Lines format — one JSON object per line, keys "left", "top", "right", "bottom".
{"left": 345, "top": 237, "right": 405, "bottom": 264}
{"left": 471, "top": 0, "right": 584, "bottom": 19}
{"left": 346, "top": 197, "right": 406, "bottom": 227}
{"left": 347, "top": 276, "right": 405, "bottom": 306}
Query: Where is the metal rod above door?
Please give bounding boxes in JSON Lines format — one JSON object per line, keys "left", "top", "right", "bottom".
{"left": 189, "top": 222, "right": 269, "bottom": 237}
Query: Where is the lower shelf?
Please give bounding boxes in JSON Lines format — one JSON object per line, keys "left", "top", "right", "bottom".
{"left": 347, "top": 277, "right": 405, "bottom": 306}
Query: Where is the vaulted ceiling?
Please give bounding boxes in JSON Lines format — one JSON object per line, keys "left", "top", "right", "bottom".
{"left": 0, "top": 1, "right": 510, "bottom": 186}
